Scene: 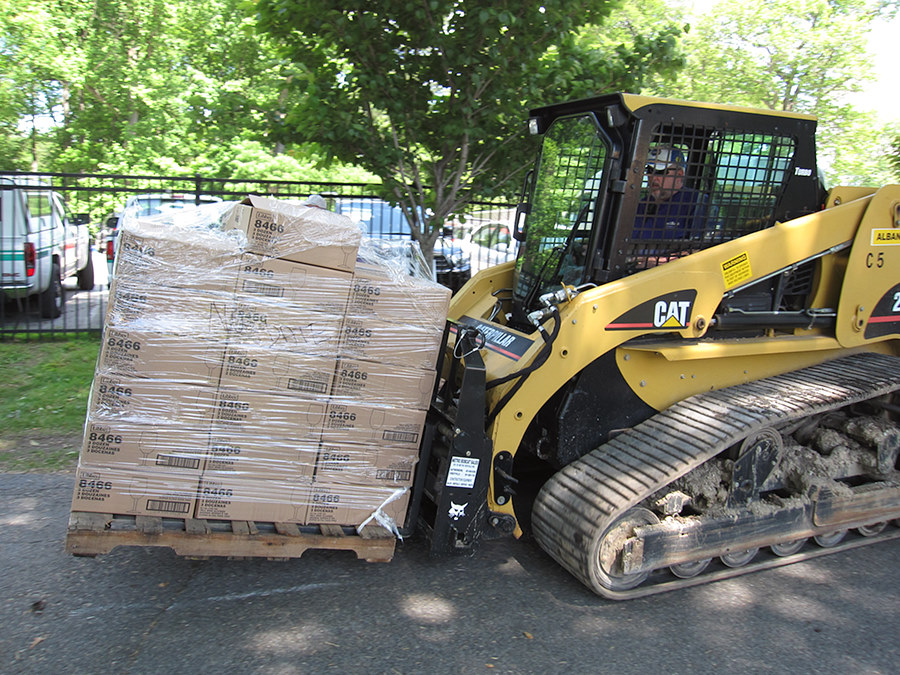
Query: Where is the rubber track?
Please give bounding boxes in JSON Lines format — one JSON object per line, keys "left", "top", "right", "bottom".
{"left": 531, "top": 351, "right": 900, "bottom": 599}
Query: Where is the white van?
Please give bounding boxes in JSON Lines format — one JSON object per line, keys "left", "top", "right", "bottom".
{"left": 0, "top": 178, "right": 93, "bottom": 318}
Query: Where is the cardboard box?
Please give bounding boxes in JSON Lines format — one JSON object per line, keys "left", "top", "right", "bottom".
{"left": 106, "top": 282, "right": 344, "bottom": 355}
{"left": 88, "top": 377, "right": 325, "bottom": 442}
{"left": 224, "top": 196, "right": 361, "bottom": 272}
{"left": 332, "top": 358, "right": 435, "bottom": 410}
{"left": 314, "top": 443, "right": 418, "bottom": 487}
{"left": 218, "top": 345, "right": 336, "bottom": 399}
{"left": 97, "top": 327, "right": 225, "bottom": 386}
{"left": 234, "top": 255, "right": 352, "bottom": 314}
{"left": 306, "top": 481, "right": 410, "bottom": 529}
{"left": 88, "top": 376, "right": 219, "bottom": 428}
{"left": 80, "top": 420, "right": 208, "bottom": 473}
{"left": 195, "top": 474, "right": 312, "bottom": 523}
{"left": 321, "top": 401, "right": 426, "bottom": 449}
{"left": 203, "top": 431, "right": 318, "bottom": 480}
{"left": 348, "top": 261, "right": 451, "bottom": 329}
{"left": 105, "top": 279, "right": 235, "bottom": 337}
{"left": 208, "top": 387, "right": 326, "bottom": 443}
{"left": 113, "top": 220, "right": 241, "bottom": 292}
{"left": 208, "top": 299, "right": 343, "bottom": 356}
{"left": 339, "top": 316, "right": 444, "bottom": 370}
{"left": 71, "top": 464, "right": 199, "bottom": 517}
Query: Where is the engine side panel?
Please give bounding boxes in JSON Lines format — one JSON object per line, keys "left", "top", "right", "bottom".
{"left": 836, "top": 186, "right": 900, "bottom": 346}
{"left": 530, "top": 351, "right": 657, "bottom": 468}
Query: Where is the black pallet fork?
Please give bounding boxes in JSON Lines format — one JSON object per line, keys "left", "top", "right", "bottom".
{"left": 402, "top": 322, "right": 496, "bottom": 554}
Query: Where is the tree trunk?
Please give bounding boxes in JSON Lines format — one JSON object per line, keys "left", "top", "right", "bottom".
{"left": 414, "top": 222, "right": 441, "bottom": 275}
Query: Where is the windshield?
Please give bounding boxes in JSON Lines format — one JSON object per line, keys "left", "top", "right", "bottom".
{"left": 127, "top": 194, "right": 221, "bottom": 218}
{"left": 514, "top": 113, "right": 610, "bottom": 309}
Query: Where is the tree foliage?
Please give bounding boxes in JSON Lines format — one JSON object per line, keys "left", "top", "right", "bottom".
{"left": 0, "top": 0, "right": 373, "bottom": 181}
{"left": 659, "top": 0, "right": 900, "bottom": 185}
{"left": 3, "top": 0, "right": 896, "bottom": 200}
{"left": 255, "top": 0, "right": 687, "bottom": 257}
{"left": 892, "top": 131, "right": 900, "bottom": 176}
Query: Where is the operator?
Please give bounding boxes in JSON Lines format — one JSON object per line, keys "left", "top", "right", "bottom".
{"left": 633, "top": 146, "right": 709, "bottom": 241}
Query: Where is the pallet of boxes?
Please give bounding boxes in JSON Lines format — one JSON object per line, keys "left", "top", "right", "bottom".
{"left": 66, "top": 195, "right": 450, "bottom": 563}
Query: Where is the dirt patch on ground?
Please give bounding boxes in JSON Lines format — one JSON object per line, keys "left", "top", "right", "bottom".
{"left": 0, "top": 431, "right": 81, "bottom": 473}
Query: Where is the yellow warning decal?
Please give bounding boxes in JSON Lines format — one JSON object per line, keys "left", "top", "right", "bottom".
{"left": 871, "top": 229, "right": 900, "bottom": 245}
{"left": 721, "top": 252, "right": 752, "bottom": 289}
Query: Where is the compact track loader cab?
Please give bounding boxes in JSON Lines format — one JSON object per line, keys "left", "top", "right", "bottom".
{"left": 416, "top": 93, "right": 900, "bottom": 598}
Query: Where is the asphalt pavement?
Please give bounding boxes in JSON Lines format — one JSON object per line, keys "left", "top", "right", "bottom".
{"left": 2, "top": 472, "right": 898, "bottom": 675}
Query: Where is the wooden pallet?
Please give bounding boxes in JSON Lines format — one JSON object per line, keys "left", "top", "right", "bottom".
{"left": 65, "top": 511, "right": 396, "bottom": 563}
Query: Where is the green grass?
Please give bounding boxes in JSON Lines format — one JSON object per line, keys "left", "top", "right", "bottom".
{"left": 0, "top": 335, "right": 99, "bottom": 471}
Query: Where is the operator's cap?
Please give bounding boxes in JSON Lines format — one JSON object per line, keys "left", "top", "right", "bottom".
{"left": 647, "top": 146, "right": 686, "bottom": 171}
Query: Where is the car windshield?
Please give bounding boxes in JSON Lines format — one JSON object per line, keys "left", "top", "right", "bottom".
{"left": 336, "top": 198, "right": 471, "bottom": 283}
{"left": 471, "top": 223, "right": 511, "bottom": 248}
{"left": 128, "top": 195, "right": 221, "bottom": 218}
{"left": 335, "top": 199, "right": 413, "bottom": 238}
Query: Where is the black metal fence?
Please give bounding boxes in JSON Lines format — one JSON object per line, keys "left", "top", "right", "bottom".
{"left": 0, "top": 171, "right": 517, "bottom": 338}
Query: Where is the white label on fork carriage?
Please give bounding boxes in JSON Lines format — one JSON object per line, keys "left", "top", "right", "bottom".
{"left": 446, "top": 457, "right": 480, "bottom": 489}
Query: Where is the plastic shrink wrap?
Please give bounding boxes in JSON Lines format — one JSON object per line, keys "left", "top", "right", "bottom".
{"left": 72, "top": 196, "right": 451, "bottom": 536}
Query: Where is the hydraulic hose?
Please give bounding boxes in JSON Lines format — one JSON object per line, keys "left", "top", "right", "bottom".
{"left": 484, "top": 307, "right": 560, "bottom": 428}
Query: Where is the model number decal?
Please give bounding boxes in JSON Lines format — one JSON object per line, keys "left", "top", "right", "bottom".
{"left": 866, "top": 252, "right": 886, "bottom": 268}
{"left": 863, "top": 283, "right": 900, "bottom": 339}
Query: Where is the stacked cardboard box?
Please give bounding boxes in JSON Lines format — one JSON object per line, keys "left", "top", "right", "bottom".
{"left": 72, "top": 196, "right": 450, "bottom": 536}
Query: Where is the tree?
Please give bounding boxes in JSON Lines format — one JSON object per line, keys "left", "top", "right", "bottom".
{"left": 892, "top": 131, "right": 900, "bottom": 176}
{"left": 565, "top": 0, "right": 689, "bottom": 95}
{"left": 0, "top": 0, "right": 372, "bottom": 180}
{"left": 0, "top": 0, "right": 83, "bottom": 170}
{"left": 47, "top": 0, "right": 294, "bottom": 175}
{"left": 255, "top": 0, "right": 687, "bottom": 263}
{"left": 0, "top": 70, "right": 29, "bottom": 169}
{"left": 660, "top": 0, "right": 900, "bottom": 185}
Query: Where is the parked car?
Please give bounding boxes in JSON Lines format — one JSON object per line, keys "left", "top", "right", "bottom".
{"left": 0, "top": 178, "right": 93, "bottom": 318}
{"left": 335, "top": 199, "right": 471, "bottom": 291}
{"left": 455, "top": 219, "right": 519, "bottom": 273}
{"left": 100, "top": 192, "right": 223, "bottom": 286}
